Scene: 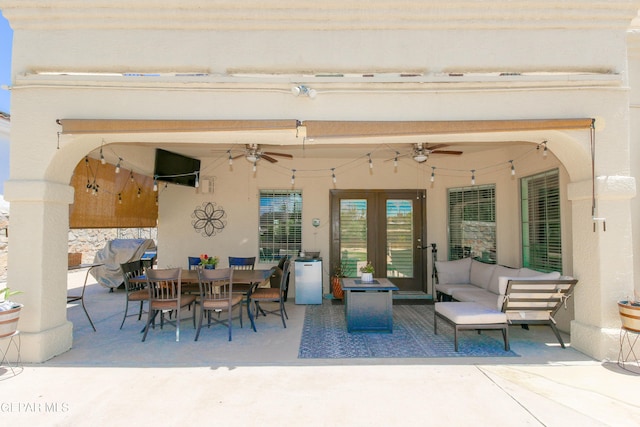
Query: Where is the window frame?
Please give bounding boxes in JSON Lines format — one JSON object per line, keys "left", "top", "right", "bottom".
{"left": 447, "top": 184, "right": 496, "bottom": 262}
{"left": 520, "top": 168, "right": 562, "bottom": 273}
{"left": 258, "top": 189, "right": 302, "bottom": 263}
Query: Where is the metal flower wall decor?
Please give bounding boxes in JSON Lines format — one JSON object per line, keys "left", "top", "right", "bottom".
{"left": 191, "top": 202, "right": 227, "bottom": 237}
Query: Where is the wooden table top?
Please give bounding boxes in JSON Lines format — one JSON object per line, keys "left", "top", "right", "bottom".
{"left": 131, "top": 268, "right": 271, "bottom": 284}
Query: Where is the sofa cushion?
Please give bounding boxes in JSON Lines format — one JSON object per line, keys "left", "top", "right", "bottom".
{"left": 436, "top": 302, "right": 507, "bottom": 325}
{"left": 488, "top": 265, "right": 519, "bottom": 294}
{"left": 518, "top": 267, "right": 546, "bottom": 277}
{"left": 497, "top": 271, "right": 562, "bottom": 295}
{"left": 450, "top": 288, "right": 501, "bottom": 310}
{"left": 435, "top": 257, "right": 472, "bottom": 285}
{"left": 435, "top": 282, "right": 475, "bottom": 297}
{"left": 469, "top": 260, "right": 496, "bottom": 289}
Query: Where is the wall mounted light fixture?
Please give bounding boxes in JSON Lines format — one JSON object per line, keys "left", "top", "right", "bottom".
{"left": 291, "top": 85, "right": 317, "bottom": 98}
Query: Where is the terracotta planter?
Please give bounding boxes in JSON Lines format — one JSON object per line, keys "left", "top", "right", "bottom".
{"left": 0, "top": 304, "right": 23, "bottom": 338}
{"left": 331, "top": 276, "right": 344, "bottom": 300}
{"left": 618, "top": 301, "right": 640, "bottom": 333}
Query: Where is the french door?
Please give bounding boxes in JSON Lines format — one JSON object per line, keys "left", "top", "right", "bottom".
{"left": 330, "top": 189, "right": 427, "bottom": 293}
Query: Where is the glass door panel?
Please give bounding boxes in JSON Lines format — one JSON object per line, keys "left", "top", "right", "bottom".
{"left": 339, "top": 199, "right": 368, "bottom": 277}
{"left": 386, "top": 199, "right": 414, "bottom": 278}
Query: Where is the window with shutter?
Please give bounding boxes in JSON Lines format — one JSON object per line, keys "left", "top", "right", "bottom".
{"left": 258, "top": 190, "right": 302, "bottom": 263}
{"left": 521, "top": 169, "right": 562, "bottom": 273}
{"left": 447, "top": 185, "right": 496, "bottom": 262}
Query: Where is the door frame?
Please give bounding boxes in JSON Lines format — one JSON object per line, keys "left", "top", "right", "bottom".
{"left": 329, "top": 189, "right": 428, "bottom": 294}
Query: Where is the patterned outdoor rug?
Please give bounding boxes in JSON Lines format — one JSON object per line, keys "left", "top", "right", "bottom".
{"left": 298, "top": 301, "right": 518, "bottom": 359}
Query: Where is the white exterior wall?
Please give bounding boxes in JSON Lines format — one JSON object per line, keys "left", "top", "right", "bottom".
{"left": 1, "top": 1, "right": 638, "bottom": 361}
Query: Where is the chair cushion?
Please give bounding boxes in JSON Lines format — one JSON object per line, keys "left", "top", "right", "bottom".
{"left": 251, "top": 288, "right": 280, "bottom": 300}
{"left": 469, "top": 260, "right": 496, "bottom": 289}
{"left": 436, "top": 302, "right": 507, "bottom": 325}
{"left": 128, "top": 289, "right": 149, "bottom": 301}
{"left": 435, "top": 257, "right": 472, "bottom": 285}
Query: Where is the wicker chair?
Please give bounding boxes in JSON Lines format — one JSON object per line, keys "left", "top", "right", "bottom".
{"left": 249, "top": 259, "right": 291, "bottom": 331}
{"left": 142, "top": 268, "right": 196, "bottom": 342}
{"left": 195, "top": 268, "right": 244, "bottom": 341}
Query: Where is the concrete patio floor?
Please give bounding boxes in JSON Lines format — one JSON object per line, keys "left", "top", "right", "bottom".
{"left": 1, "top": 267, "right": 639, "bottom": 426}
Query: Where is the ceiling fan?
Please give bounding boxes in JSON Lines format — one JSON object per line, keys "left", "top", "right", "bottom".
{"left": 232, "top": 144, "right": 294, "bottom": 164}
{"left": 389, "top": 143, "right": 463, "bottom": 163}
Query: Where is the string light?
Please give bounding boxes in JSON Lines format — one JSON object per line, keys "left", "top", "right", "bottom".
{"left": 118, "top": 193, "right": 122, "bottom": 204}
{"left": 115, "top": 158, "right": 122, "bottom": 174}
{"left": 194, "top": 173, "right": 199, "bottom": 188}
{"left": 331, "top": 168, "right": 337, "bottom": 184}
{"left": 393, "top": 152, "right": 399, "bottom": 167}
{"left": 253, "top": 161, "right": 257, "bottom": 172}
{"left": 291, "top": 169, "right": 296, "bottom": 185}
{"left": 430, "top": 167, "right": 436, "bottom": 183}
{"left": 368, "top": 153, "right": 373, "bottom": 169}
{"left": 471, "top": 169, "right": 476, "bottom": 185}
{"left": 99, "top": 147, "right": 105, "bottom": 165}
{"left": 153, "top": 178, "right": 158, "bottom": 192}
{"left": 137, "top": 188, "right": 141, "bottom": 198}
{"left": 130, "top": 171, "right": 135, "bottom": 183}
{"left": 509, "top": 160, "right": 515, "bottom": 176}
{"left": 228, "top": 150, "right": 233, "bottom": 165}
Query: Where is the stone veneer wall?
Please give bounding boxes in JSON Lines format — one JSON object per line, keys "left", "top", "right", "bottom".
{"left": 0, "top": 208, "right": 156, "bottom": 283}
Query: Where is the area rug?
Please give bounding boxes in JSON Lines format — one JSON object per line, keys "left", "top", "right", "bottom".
{"left": 298, "top": 301, "right": 518, "bottom": 359}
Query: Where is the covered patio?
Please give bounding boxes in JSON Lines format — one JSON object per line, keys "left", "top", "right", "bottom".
{"left": 1, "top": 1, "right": 638, "bottom": 366}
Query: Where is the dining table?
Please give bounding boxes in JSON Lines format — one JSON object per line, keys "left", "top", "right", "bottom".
{"left": 130, "top": 268, "right": 273, "bottom": 334}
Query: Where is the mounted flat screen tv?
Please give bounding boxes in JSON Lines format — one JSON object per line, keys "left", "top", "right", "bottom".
{"left": 153, "top": 148, "right": 201, "bottom": 187}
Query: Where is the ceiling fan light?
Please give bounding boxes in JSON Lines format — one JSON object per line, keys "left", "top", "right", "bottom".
{"left": 246, "top": 154, "right": 259, "bottom": 163}
{"left": 413, "top": 154, "right": 428, "bottom": 163}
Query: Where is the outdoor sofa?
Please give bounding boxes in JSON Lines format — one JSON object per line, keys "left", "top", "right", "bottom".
{"left": 434, "top": 257, "right": 578, "bottom": 348}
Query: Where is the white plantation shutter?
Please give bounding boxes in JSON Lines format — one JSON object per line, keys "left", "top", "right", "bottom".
{"left": 259, "top": 190, "right": 302, "bottom": 263}
{"left": 521, "top": 169, "right": 562, "bottom": 273}
{"left": 447, "top": 185, "right": 496, "bottom": 262}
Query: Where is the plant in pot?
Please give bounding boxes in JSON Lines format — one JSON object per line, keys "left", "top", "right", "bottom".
{"left": 0, "top": 287, "right": 23, "bottom": 338}
{"left": 199, "top": 254, "right": 219, "bottom": 269}
{"left": 331, "top": 262, "right": 347, "bottom": 300}
{"left": 359, "top": 261, "right": 375, "bottom": 283}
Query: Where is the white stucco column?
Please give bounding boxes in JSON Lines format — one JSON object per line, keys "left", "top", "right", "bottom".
{"left": 4, "top": 180, "right": 75, "bottom": 362}
{"left": 568, "top": 176, "right": 636, "bottom": 360}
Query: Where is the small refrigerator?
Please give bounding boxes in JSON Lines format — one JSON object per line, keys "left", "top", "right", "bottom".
{"left": 294, "top": 258, "right": 323, "bottom": 304}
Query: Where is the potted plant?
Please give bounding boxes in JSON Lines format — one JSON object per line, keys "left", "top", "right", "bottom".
{"left": 331, "top": 262, "right": 347, "bottom": 300}
{"left": 199, "top": 254, "right": 219, "bottom": 269}
{"left": 359, "top": 261, "right": 375, "bottom": 283}
{"left": 0, "top": 287, "right": 23, "bottom": 338}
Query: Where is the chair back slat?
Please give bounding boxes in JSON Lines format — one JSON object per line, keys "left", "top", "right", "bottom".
{"left": 197, "top": 268, "right": 234, "bottom": 302}
{"left": 146, "top": 268, "right": 182, "bottom": 302}
{"left": 121, "top": 260, "right": 145, "bottom": 292}
{"left": 229, "top": 257, "right": 256, "bottom": 270}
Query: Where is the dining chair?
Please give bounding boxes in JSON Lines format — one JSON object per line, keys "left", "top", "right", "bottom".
{"left": 142, "top": 268, "right": 196, "bottom": 342}
{"left": 249, "top": 259, "right": 291, "bottom": 331}
{"left": 229, "top": 256, "right": 256, "bottom": 294}
{"left": 228, "top": 256, "right": 256, "bottom": 270}
{"left": 195, "top": 268, "right": 244, "bottom": 341}
{"left": 188, "top": 256, "right": 201, "bottom": 270}
{"left": 119, "top": 260, "right": 148, "bottom": 329}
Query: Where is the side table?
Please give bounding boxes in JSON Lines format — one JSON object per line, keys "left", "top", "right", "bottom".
{"left": 341, "top": 278, "right": 399, "bottom": 333}
{"left": 0, "top": 330, "right": 23, "bottom": 380}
